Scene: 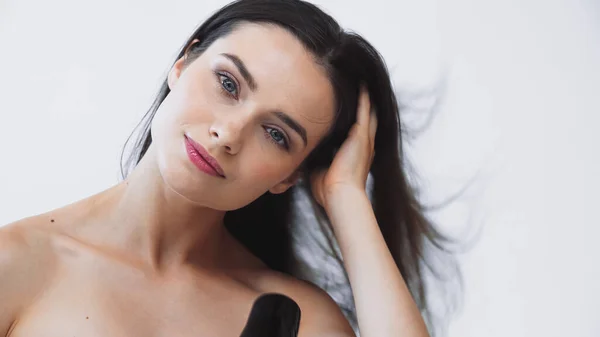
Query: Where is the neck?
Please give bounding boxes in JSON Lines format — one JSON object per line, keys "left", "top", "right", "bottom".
{"left": 87, "top": 145, "right": 231, "bottom": 272}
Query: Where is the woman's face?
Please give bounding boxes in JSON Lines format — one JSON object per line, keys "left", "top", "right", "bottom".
{"left": 150, "top": 22, "right": 336, "bottom": 210}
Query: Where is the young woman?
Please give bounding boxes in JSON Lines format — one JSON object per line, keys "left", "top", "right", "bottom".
{"left": 0, "top": 0, "right": 459, "bottom": 336}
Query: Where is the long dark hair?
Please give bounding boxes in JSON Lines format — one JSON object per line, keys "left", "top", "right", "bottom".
{"left": 120, "top": 0, "right": 461, "bottom": 335}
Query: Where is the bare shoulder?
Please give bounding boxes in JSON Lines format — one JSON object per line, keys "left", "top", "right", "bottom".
{"left": 0, "top": 217, "right": 59, "bottom": 332}
{"left": 0, "top": 216, "right": 59, "bottom": 284}
{"left": 251, "top": 269, "right": 356, "bottom": 337}
{"left": 0, "top": 216, "right": 57, "bottom": 273}
{"left": 1, "top": 213, "right": 60, "bottom": 255}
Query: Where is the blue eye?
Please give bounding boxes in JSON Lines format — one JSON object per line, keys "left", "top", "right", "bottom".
{"left": 264, "top": 127, "right": 290, "bottom": 151}
{"left": 217, "top": 72, "right": 238, "bottom": 98}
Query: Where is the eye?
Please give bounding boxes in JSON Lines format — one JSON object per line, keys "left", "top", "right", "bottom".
{"left": 216, "top": 72, "right": 238, "bottom": 98}
{"left": 264, "top": 126, "right": 290, "bottom": 151}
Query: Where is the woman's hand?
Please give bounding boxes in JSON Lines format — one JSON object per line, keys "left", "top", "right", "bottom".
{"left": 310, "top": 86, "right": 378, "bottom": 209}
{"left": 309, "top": 87, "right": 431, "bottom": 337}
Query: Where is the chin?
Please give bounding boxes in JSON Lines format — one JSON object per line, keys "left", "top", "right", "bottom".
{"left": 157, "top": 166, "right": 253, "bottom": 211}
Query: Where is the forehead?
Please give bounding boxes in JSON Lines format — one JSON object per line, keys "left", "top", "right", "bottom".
{"left": 203, "top": 23, "right": 336, "bottom": 147}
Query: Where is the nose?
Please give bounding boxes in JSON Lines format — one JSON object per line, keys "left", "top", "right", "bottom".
{"left": 209, "top": 115, "right": 246, "bottom": 155}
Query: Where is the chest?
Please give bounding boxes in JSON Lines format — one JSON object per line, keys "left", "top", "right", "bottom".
{"left": 8, "top": 257, "right": 263, "bottom": 337}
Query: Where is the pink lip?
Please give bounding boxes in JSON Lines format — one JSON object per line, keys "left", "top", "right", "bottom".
{"left": 184, "top": 135, "right": 225, "bottom": 178}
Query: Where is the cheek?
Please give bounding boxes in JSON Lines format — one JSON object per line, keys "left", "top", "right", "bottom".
{"left": 150, "top": 93, "right": 180, "bottom": 144}
{"left": 252, "top": 162, "right": 283, "bottom": 181}
{"left": 153, "top": 80, "right": 219, "bottom": 141}
{"left": 247, "top": 158, "right": 293, "bottom": 184}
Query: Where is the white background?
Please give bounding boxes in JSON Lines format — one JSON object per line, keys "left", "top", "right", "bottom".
{"left": 1, "top": 0, "right": 598, "bottom": 336}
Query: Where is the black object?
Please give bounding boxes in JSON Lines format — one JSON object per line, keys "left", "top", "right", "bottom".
{"left": 239, "top": 293, "right": 302, "bottom": 337}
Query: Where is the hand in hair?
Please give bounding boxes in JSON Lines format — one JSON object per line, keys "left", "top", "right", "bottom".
{"left": 310, "top": 85, "right": 377, "bottom": 209}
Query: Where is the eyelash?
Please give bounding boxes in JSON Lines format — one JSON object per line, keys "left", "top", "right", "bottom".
{"left": 216, "top": 71, "right": 239, "bottom": 99}
{"left": 263, "top": 126, "right": 290, "bottom": 150}
{"left": 214, "top": 71, "right": 291, "bottom": 151}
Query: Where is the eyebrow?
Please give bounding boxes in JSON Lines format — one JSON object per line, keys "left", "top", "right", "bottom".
{"left": 272, "top": 111, "right": 308, "bottom": 148}
{"left": 221, "top": 53, "right": 257, "bottom": 91}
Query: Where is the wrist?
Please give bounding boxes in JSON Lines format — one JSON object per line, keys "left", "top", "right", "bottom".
{"left": 323, "top": 184, "right": 368, "bottom": 212}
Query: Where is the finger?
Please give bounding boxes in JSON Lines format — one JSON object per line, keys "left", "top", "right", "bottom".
{"left": 356, "top": 86, "right": 371, "bottom": 128}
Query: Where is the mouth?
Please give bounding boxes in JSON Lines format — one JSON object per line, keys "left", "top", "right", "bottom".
{"left": 184, "top": 135, "right": 226, "bottom": 178}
